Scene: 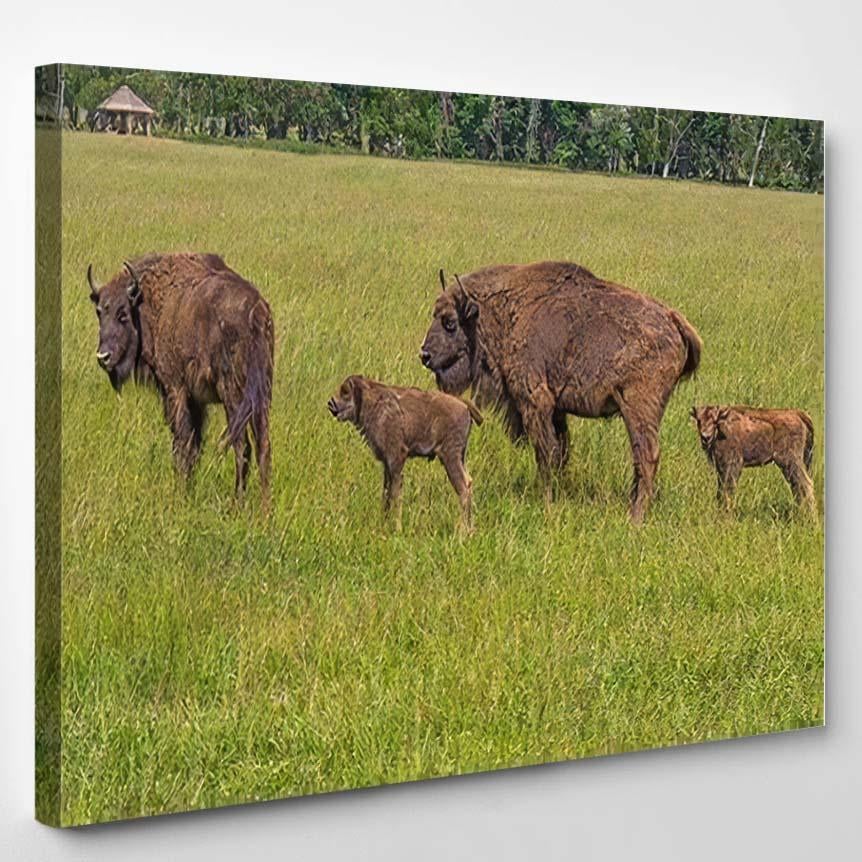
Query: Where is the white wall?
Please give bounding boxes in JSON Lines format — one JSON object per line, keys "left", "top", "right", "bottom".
{"left": 2, "top": 2, "right": 858, "bottom": 858}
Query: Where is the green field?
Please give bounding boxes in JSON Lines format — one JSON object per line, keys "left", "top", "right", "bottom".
{"left": 49, "top": 132, "right": 823, "bottom": 825}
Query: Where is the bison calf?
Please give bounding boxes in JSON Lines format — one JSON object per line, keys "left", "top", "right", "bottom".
{"left": 691, "top": 405, "right": 816, "bottom": 513}
{"left": 328, "top": 375, "right": 482, "bottom": 531}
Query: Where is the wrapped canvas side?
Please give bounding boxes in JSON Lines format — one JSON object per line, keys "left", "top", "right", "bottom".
{"left": 35, "top": 64, "right": 63, "bottom": 828}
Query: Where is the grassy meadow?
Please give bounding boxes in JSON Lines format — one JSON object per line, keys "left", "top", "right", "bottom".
{"left": 51, "top": 132, "right": 823, "bottom": 825}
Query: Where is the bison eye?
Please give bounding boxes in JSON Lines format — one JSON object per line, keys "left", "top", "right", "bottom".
{"left": 117, "top": 311, "right": 128, "bottom": 324}
{"left": 442, "top": 317, "right": 457, "bottom": 333}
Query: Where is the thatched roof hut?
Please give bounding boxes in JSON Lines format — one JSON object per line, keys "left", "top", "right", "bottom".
{"left": 95, "top": 85, "right": 154, "bottom": 135}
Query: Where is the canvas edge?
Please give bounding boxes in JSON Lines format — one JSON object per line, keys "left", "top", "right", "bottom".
{"left": 35, "top": 62, "right": 64, "bottom": 828}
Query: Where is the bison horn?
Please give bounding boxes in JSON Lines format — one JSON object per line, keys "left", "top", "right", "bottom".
{"left": 438, "top": 269, "right": 446, "bottom": 292}
{"left": 87, "top": 264, "right": 100, "bottom": 300}
{"left": 124, "top": 260, "right": 142, "bottom": 303}
{"left": 454, "top": 273, "right": 473, "bottom": 299}
{"left": 454, "top": 274, "right": 479, "bottom": 320}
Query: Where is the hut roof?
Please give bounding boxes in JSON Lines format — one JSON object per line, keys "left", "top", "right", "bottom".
{"left": 98, "top": 85, "right": 154, "bottom": 115}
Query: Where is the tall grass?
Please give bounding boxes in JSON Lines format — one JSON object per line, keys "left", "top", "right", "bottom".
{"left": 52, "top": 132, "right": 823, "bottom": 825}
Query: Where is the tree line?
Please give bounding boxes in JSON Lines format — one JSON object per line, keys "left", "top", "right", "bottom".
{"left": 49, "top": 65, "right": 824, "bottom": 192}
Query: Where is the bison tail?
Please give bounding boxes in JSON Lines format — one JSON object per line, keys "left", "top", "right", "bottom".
{"left": 670, "top": 309, "right": 702, "bottom": 381}
{"left": 800, "top": 412, "right": 815, "bottom": 471}
{"left": 225, "top": 302, "right": 274, "bottom": 451}
{"left": 463, "top": 398, "right": 484, "bottom": 426}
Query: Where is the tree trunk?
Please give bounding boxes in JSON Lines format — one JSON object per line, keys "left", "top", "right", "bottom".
{"left": 439, "top": 91, "right": 455, "bottom": 126}
{"left": 492, "top": 97, "right": 505, "bottom": 161}
{"left": 749, "top": 117, "right": 768, "bottom": 188}
{"left": 438, "top": 91, "right": 455, "bottom": 158}
{"left": 525, "top": 99, "right": 540, "bottom": 163}
{"left": 663, "top": 116, "right": 695, "bottom": 178}
{"left": 56, "top": 66, "right": 65, "bottom": 128}
{"left": 650, "top": 108, "right": 660, "bottom": 175}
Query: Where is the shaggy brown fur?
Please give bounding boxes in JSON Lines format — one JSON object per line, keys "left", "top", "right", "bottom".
{"left": 87, "top": 253, "right": 274, "bottom": 505}
{"left": 420, "top": 261, "right": 702, "bottom": 522}
{"left": 328, "top": 375, "right": 482, "bottom": 530}
{"left": 691, "top": 405, "right": 816, "bottom": 512}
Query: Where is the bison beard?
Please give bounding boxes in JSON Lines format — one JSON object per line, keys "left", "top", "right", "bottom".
{"left": 433, "top": 352, "right": 473, "bottom": 396}
{"left": 421, "top": 261, "right": 702, "bottom": 522}
{"left": 87, "top": 253, "right": 274, "bottom": 506}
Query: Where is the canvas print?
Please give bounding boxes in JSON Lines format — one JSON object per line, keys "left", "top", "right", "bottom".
{"left": 35, "top": 64, "right": 825, "bottom": 826}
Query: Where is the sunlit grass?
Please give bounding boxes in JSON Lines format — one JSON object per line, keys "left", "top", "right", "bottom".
{"left": 53, "top": 132, "right": 823, "bottom": 825}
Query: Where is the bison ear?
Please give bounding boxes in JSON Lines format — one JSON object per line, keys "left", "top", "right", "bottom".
{"left": 87, "top": 264, "right": 99, "bottom": 303}
{"left": 124, "top": 261, "right": 143, "bottom": 307}
{"left": 438, "top": 269, "right": 446, "bottom": 292}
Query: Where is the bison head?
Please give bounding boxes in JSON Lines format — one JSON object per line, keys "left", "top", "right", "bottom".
{"left": 328, "top": 375, "right": 366, "bottom": 424}
{"left": 420, "top": 270, "right": 478, "bottom": 395}
{"left": 691, "top": 406, "right": 730, "bottom": 451}
{"left": 87, "top": 261, "right": 143, "bottom": 391}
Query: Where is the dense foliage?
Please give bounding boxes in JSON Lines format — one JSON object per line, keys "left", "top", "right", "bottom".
{"left": 50, "top": 65, "right": 823, "bottom": 192}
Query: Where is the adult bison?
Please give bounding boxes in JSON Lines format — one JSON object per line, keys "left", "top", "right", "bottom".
{"left": 87, "top": 252, "right": 274, "bottom": 504}
{"left": 419, "top": 261, "right": 702, "bottom": 522}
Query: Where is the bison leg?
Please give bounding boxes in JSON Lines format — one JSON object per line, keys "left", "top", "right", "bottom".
{"left": 778, "top": 458, "right": 817, "bottom": 515}
{"left": 503, "top": 401, "right": 526, "bottom": 444}
{"left": 439, "top": 448, "right": 474, "bottom": 533}
{"left": 167, "top": 391, "right": 204, "bottom": 481}
{"left": 250, "top": 408, "right": 271, "bottom": 510}
{"left": 383, "top": 452, "right": 407, "bottom": 530}
{"left": 222, "top": 403, "right": 253, "bottom": 499}
{"left": 553, "top": 410, "right": 570, "bottom": 469}
{"left": 223, "top": 393, "right": 271, "bottom": 510}
{"left": 189, "top": 399, "right": 205, "bottom": 460}
{"left": 715, "top": 453, "right": 743, "bottom": 510}
{"left": 616, "top": 394, "right": 663, "bottom": 524}
{"left": 382, "top": 463, "right": 392, "bottom": 511}
{"left": 233, "top": 430, "right": 252, "bottom": 499}
{"left": 521, "top": 394, "right": 566, "bottom": 503}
